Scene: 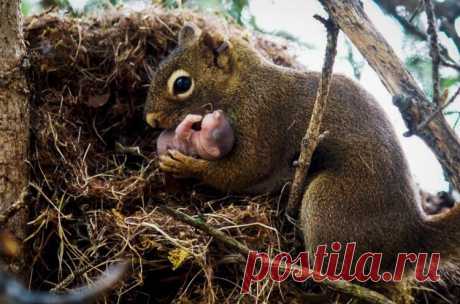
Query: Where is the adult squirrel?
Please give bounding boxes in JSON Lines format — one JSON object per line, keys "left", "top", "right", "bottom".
{"left": 144, "top": 24, "right": 460, "bottom": 282}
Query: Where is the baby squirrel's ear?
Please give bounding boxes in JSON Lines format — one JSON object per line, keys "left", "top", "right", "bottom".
{"left": 202, "top": 31, "right": 232, "bottom": 72}
{"left": 178, "top": 23, "right": 201, "bottom": 48}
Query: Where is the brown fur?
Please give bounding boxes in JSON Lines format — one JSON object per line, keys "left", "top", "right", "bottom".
{"left": 144, "top": 24, "right": 460, "bottom": 298}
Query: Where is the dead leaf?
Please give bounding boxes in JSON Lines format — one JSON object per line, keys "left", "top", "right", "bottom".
{"left": 87, "top": 93, "right": 110, "bottom": 108}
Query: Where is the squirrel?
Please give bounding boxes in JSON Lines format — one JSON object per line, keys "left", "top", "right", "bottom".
{"left": 156, "top": 110, "right": 234, "bottom": 160}
{"left": 144, "top": 23, "right": 460, "bottom": 291}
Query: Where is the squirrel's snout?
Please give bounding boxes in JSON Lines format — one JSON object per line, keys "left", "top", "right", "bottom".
{"left": 145, "top": 112, "right": 162, "bottom": 128}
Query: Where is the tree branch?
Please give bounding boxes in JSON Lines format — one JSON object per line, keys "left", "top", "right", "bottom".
{"left": 285, "top": 17, "right": 338, "bottom": 224}
{"left": 160, "top": 205, "right": 395, "bottom": 304}
{"left": 424, "top": 0, "right": 441, "bottom": 105}
{"left": 321, "top": 0, "right": 460, "bottom": 192}
{"left": 412, "top": 87, "right": 460, "bottom": 134}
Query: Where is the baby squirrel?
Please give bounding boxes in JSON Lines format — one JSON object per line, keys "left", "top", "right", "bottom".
{"left": 156, "top": 110, "right": 234, "bottom": 160}
{"left": 144, "top": 24, "right": 460, "bottom": 282}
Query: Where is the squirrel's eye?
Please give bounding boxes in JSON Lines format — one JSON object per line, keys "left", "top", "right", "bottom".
{"left": 167, "top": 69, "right": 194, "bottom": 100}
{"left": 174, "top": 76, "right": 192, "bottom": 94}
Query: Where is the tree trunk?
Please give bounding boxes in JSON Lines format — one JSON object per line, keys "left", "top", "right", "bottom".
{"left": 0, "top": 0, "right": 29, "bottom": 272}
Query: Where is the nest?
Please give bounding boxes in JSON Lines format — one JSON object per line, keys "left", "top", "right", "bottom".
{"left": 22, "top": 5, "right": 458, "bottom": 304}
{"left": 24, "top": 6, "right": 303, "bottom": 303}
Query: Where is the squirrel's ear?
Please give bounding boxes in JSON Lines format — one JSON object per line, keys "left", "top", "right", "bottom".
{"left": 202, "top": 31, "right": 232, "bottom": 71}
{"left": 178, "top": 23, "right": 201, "bottom": 47}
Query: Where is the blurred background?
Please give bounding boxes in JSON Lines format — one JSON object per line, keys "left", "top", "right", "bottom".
{"left": 22, "top": 0, "right": 460, "bottom": 193}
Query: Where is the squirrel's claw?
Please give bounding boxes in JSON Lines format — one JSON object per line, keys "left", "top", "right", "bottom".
{"left": 159, "top": 150, "right": 209, "bottom": 177}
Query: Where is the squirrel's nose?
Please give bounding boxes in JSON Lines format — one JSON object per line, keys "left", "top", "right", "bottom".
{"left": 145, "top": 112, "right": 161, "bottom": 128}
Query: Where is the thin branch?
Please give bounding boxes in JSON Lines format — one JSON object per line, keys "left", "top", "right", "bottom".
{"left": 408, "top": 0, "right": 423, "bottom": 23}
{"left": 411, "top": 87, "right": 460, "bottom": 134}
{"left": 50, "top": 264, "right": 94, "bottom": 292}
{"left": 424, "top": 0, "right": 441, "bottom": 105}
{"left": 159, "top": 205, "right": 251, "bottom": 255}
{"left": 285, "top": 17, "right": 339, "bottom": 223}
{"left": 440, "top": 57, "right": 460, "bottom": 73}
{"left": 160, "top": 205, "right": 395, "bottom": 304}
{"left": 439, "top": 13, "right": 460, "bottom": 55}
{"left": 453, "top": 113, "right": 460, "bottom": 129}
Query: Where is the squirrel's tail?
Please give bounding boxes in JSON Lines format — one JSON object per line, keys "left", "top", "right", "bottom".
{"left": 423, "top": 205, "right": 460, "bottom": 259}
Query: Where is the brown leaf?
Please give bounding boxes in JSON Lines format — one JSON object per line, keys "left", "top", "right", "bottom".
{"left": 87, "top": 93, "right": 110, "bottom": 108}
{"left": 0, "top": 231, "right": 20, "bottom": 257}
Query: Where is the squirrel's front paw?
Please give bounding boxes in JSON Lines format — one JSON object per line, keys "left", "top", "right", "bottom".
{"left": 159, "top": 150, "right": 209, "bottom": 177}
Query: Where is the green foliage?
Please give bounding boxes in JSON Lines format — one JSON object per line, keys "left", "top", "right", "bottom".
{"left": 246, "top": 15, "right": 314, "bottom": 49}
{"left": 42, "top": 0, "right": 73, "bottom": 11}
{"left": 158, "top": 0, "right": 182, "bottom": 9}
{"left": 441, "top": 75, "right": 460, "bottom": 90}
{"left": 171, "top": 0, "right": 311, "bottom": 47}
{"left": 405, "top": 55, "right": 434, "bottom": 98}
{"left": 344, "top": 39, "right": 365, "bottom": 80}
{"left": 227, "top": 0, "right": 248, "bottom": 24}
{"left": 29, "top": 0, "right": 122, "bottom": 16}
{"left": 83, "top": 0, "right": 120, "bottom": 14}
{"left": 183, "top": 0, "right": 247, "bottom": 24}
{"left": 406, "top": 54, "right": 460, "bottom": 102}
{"left": 21, "top": 0, "right": 32, "bottom": 16}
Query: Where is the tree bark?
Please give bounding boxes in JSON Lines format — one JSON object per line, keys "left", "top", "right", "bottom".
{"left": 286, "top": 17, "right": 338, "bottom": 224}
{"left": 320, "top": 0, "right": 460, "bottom": 192}
{"left": 0, "top": 0, "right": 29, "bottom": 272}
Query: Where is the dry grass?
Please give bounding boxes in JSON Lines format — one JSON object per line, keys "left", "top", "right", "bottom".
{"left": 21, "top": 5, "right": 458, "bottom": 304}
{"left": 24, "top": 6, "right": 302, "bottom": 303}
